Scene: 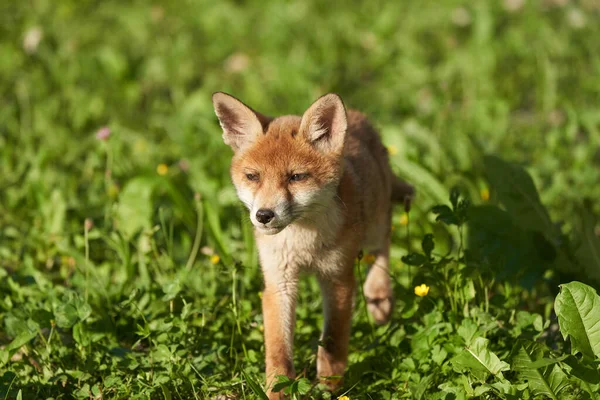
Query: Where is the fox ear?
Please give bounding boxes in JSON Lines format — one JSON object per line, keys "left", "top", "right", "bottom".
{"left": 212, "top": 92, "right": 270, "bottom": 152}
{"left": 299, "top": 93, "right": 347, "bottom": 153}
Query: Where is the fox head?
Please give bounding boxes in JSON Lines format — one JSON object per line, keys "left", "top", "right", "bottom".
{"left": 212, "top": 92, "right": 347, "bottom": 235}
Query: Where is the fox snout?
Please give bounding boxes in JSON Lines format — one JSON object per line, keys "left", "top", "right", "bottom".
{"left": 245, "top": 192, "right": 293, "bottom": 234}
{"left": 255, "top": 209, "right": 275, "bottom": 224}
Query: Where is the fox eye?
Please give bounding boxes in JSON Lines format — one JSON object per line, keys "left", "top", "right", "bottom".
{"left": 245, "top": 173, "right": 259, "bottom": 181}
{"left": 289, "top": 173, "right": 309, "bottom": 182}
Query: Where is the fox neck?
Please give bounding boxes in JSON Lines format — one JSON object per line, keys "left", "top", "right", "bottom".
{"left": 296, "top": 191, "right": 343, "bottom": 236}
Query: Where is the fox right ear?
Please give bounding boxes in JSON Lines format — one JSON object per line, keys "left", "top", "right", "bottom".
{"left": 299, "top": 93, "right": 347, "bottom": 154}
{"left": 212, "top": 92, "right": 270, "bottom": 152}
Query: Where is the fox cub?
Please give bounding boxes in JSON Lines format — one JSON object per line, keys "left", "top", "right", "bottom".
{"left": 212, "top": 93, "right": 414, "bottom": 397}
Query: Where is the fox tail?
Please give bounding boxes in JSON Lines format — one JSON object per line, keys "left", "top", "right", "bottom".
{"left": 391, "top": 176, "right": 415, "bottom": 210}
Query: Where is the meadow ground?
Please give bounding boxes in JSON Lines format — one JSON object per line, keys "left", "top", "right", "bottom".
{"left": 1, "top": 1, "right": 600, "bottom": 399}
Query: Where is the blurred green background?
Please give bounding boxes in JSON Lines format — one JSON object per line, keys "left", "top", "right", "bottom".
{"left": 2, "top": 0, "right": 600, "bottom": 233}
{"left": 1, "top": 0, "right": 600, "bottom": 398}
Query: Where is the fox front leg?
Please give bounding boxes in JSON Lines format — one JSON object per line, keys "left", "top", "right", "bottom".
{"left": 261, "top": 271, "right": 298, "bottom": 398}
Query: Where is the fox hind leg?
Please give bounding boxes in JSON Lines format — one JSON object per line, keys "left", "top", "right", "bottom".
{"left": 317, "top": 267, "right": 356, "bottom": 390}
{"left": 363, "top": 236, "right": 393, "bottom": 325}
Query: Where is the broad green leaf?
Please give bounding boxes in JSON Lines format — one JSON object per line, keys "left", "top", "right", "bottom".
{"left": 152, "top": 344, "right": 172, "bottom": 363}
{"left": 74, "top": 383, "right": 91, "bottom": 399}
{"left": 562, "top": 354, "right": 600, "bottom": 399}
{"left": 0, "top": 349, "right": 8, "bottom": 367}
{"left": 511, "top": 340, "right": 570, "bottom": 399}
{"left": 437, "top": 380, "right": 468, "bottom": 400}
{"left": 295, "top": 378, "right": 311, "bottom": 395}
{"left": 484, "top": 155, "right": 557, "bottom": 239}
{"left": 431, "top": 205, "right": 459, "bottom": 226}
{"left": 411, "top": 374, "right": 434, "bottom": 400}
{"left": 451, "top": 337, "right": 510, "bottom": 381}
{"left": 462, "top": 279, "right": 476, "bottom": 302}
{"left": 490, "top": 380, "right": 528, "bottom": 399}
{"left": 161, "top": 279, "right": 181, "bottom": 302}
{"left": 555, "top": 281, "right": 600, "bottom": 360}
{"left": 432, "top": 344, "right": 448, "bottom": 365}
{"left": 271, "top": 375, "right": 293, "bottom": 393}
{"left": 54, "top": 291, "right": 92, "bottom": 328}
{"left": 54, "top": 291, "right": 92, "bottom": 329}
{"left": 6, "top": 330, "right": 37, "bottom": 352}
{"left": 574, "top": 210, "right": 600, "bottom": 285}
{"left": 401, "top": 252, "right": 428, "bottom": 266}
{"left": 473, "top": 384, "right": 491, "bottom": 396}
{"left": 467, "top": 205, "right": 547, "bottom": 286}
{"left": 72, "top": 322, "right": 88, "bottom": 346}
{"left": 116, "top": 176, "right": 156, "bottom": 239}
{"left": 457, "top": 318, "right": 480, "bottom": 346}
{"left": 392, "top": 159, "right": 448, "bottom": 206}
{"left": 422, "top": 234, "right": 434, "bottom": 259}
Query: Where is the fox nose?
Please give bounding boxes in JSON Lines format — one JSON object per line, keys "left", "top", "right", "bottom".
{"left": 256, "top": 209, "right": 275, "bottom": 224}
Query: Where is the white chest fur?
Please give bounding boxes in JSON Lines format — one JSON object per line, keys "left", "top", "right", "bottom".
{"left": 256, "top": 201, "right": 345, "bottom": 279}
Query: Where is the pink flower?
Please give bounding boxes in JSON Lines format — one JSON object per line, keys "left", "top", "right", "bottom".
{"left": 96, "top": 126, "right": 111, "bottom": 141}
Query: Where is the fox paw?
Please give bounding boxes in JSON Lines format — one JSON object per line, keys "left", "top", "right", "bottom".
{"left": 364, "top": 278, "right": 394, "bottom": 324}
{"left": 365, "top": 295, "right": 393, "bottom": 325}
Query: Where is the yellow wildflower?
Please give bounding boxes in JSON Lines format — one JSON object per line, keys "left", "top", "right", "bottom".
{"left": 363, "top": 254, "right": 376, "bottom": 264}
{"left": 399, "top": 213, "right": 409, "bottom": 226}
{"left": 338, "top": 396, "right": 350, "bottom": 400}
{"left": 387, "top": 145, "right": 398, "bottom": 156}
{"left": 210, "top": 255, "right": 220, "bottom": 264}
{"left": 156, "top": 163, "right": 169, "bottom": 176}
{"left": 414, "top": 284, "right": 430, "bottom": 297}
{"left": 480, "top": 188, "right": 490, "bottom": 201}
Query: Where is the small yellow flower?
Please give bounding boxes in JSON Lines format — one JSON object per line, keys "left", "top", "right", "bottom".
{"left": 338, "top": 396, "right": 350, "bottom": 400}
{"left": 210, "top": 255, "right": 220, "bottom": 264}
{"left": 363, "top": 254, "right": 376, "bottom": 264}
{"left": 156, "top": 163, "right": 169, "bottom": 176}
{"left": 387, "top": 145, "right": 398, "bottom": 156}
{"left": 399, "top": 212, "right": 409, "bottom": 226}
{"left": 480, "top": 188, "right": 490, "bottom": 201}
{"left": 414, "top": 284, "right": 430, "bottom": 297}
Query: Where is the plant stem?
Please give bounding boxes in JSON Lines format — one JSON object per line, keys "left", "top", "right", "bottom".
{"left": 84, "top": 221, "right": 90, "bottom": 302}
{"left": 406, "top": 211, "right": 411, "bottom": 285}
{"left": 186, "top": 196, "right": 204, "bottom": 271}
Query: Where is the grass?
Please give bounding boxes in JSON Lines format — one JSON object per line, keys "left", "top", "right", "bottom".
{"left": 1, "top": 0, "right": 600, "bottom": 399}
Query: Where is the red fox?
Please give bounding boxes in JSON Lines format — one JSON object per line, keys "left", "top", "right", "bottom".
{"left": 212, "top": 93, "right": 414, "bottom": 398}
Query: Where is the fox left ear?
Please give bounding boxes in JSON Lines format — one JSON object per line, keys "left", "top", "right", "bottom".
{"left": 212, "top": 92, "right": 271, "bottom": 152}
{"left": 299, "top": 93, "right": 347, "bottom": 154}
